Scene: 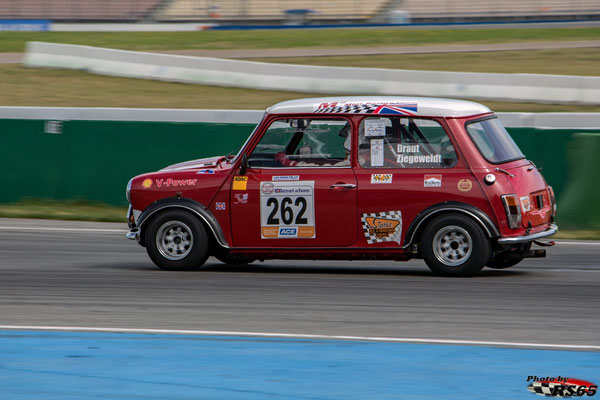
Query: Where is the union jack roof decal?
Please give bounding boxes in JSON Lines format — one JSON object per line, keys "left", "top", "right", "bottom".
{"left": 267, "top": 96, "right": 491, "bottom": 118}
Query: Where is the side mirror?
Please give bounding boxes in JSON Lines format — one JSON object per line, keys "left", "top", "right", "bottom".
{"left": 240, "top": 153, "right": 249, "bottom": 175}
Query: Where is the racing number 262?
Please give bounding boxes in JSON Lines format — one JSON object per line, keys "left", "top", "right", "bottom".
{"left": 266, "top": 197, "right": 308, "bottom": 225}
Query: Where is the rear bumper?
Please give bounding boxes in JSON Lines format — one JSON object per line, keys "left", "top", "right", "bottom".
{"left": 497, "top": 224, "right": 558, "bottom": 245}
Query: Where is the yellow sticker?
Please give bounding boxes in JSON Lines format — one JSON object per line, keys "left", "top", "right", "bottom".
{"left": 232, "top": 176, "right": 248, "bottom": 190}
{"left": 142, "top": 178, "right": 153, "bottom": 189}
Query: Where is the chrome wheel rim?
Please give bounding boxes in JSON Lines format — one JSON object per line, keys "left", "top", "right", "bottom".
{"left": 156, "top": 221, "right": 193, "bottom": 261}
{"left": 432, "top": 225, "right": 472, "bottom": 267}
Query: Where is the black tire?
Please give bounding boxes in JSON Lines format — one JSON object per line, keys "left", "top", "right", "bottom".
{"left": 421, "top": 213, "right": 490, "bottom": 276}
{"left": 486, "top": 243, "right": 531, "bottom": 269}
{"left": 145, "top": 210, "right": 209, "bottom": 270}
{"left": 214, "top": 253, "right": 255, "bottom": 266}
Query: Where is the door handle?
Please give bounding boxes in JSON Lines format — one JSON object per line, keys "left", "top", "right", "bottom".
{"left": 330, "top": 183, "right": 356, "bottom": 189}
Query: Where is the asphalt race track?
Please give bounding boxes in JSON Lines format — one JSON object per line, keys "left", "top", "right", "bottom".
{"left": 0, "top": 218, "right": 598, "bottom": 346}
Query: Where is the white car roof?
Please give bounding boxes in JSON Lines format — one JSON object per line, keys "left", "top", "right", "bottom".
{"left": 267, "top": 96, "right": 492, "bottom": 118}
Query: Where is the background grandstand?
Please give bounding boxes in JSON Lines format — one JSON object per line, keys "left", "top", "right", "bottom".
{"left": 0, "top": 0, "right": 598, "bottom": 24}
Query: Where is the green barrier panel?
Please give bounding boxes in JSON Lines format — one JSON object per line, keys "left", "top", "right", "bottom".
{"left": 507, "top": 128, "right": 574, "bottom": 201}
{"left": 554, "top": 133, "right": 600, "bottom": 229}
{"left": 0, "top": 119, "right": 255, "bottom": 205}
{"left": 1, "top": 118, "right": 599, "bottom": 220}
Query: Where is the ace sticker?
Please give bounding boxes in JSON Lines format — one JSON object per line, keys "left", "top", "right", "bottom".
{"left": 260, "top": 181, "right": 315, "bottom": 239}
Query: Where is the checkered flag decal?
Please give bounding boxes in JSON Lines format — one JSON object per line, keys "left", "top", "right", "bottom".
{"left": 361, "top": 210, "right": 402, "bottom": 245}
{"left": 528, "top": 382, "right": 565, "bottom": 397}
{"left": 315, "top": 104, "right": 381, "bottom": 114}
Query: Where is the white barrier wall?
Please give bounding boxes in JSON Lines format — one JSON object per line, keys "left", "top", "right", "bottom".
{"left": 24, "top": 42, "right": 600, "bottom": 105}
{"left": 0, "top": 106, "right": 598, "bottom": 128}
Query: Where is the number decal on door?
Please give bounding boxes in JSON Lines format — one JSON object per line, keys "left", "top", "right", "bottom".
{"left": 260, "top": 181, "right": 315, "bottom": 239}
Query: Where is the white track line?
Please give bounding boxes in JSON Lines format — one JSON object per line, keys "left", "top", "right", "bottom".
{"left": 553, "top": 241, "right": 600, "bottom": 245}
{"left": 0, "top": 226, "right": 125, "bottom": 233}
{"left": 0, "top": 325, "right": 598, "bottom": 350}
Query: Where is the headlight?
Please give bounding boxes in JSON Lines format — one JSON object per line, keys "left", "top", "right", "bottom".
{"left": 501, "top": 194, "right": 522, "bottom": 229}
{"left": 126, "top": 178, "right": 133, "bottom": 203}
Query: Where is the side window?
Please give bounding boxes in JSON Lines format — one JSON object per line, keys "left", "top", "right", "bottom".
{"left": 358, "top": 117, "right": 457, "bottom": 169}
{"left": 248, "top": 118, "right": 351, "bottom": 168}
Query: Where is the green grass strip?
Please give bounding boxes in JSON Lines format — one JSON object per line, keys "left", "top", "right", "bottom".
{"left": 1, "top": 27, "right": 599, "bottom": 52}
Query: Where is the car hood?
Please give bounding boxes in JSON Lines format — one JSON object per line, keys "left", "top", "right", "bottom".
{"left": 160, "top": 156, "right": 223, "bottom": 171}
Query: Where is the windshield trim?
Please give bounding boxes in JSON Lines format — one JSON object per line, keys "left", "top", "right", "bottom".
{"left": 465, "top": 116, "right": 526, "bottom": 165}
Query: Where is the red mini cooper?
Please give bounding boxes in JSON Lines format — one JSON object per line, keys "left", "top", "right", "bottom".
{"left": 126, "top": 97, "right": 557, "bottom": 276}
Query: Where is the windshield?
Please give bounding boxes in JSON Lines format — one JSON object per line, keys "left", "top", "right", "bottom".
{"left": 466, "top": 117, "right": 524, "bottom": 164}
{"left": 231, "top": 112, "right": 267, "bottom": 164}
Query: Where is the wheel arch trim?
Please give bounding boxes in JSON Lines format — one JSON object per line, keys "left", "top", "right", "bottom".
{"left": 403, "top": 202, "right": 500, "bottom": 248}
{"left": 137, "top": 197, "right": 230, "bottom": 248}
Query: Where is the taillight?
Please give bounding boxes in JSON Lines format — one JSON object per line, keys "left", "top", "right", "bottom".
{"left": 548, "top": 186, "right": 557, "bottom": 217}
{"left": 502, "top": 194, "right": 522, "bottom": 229}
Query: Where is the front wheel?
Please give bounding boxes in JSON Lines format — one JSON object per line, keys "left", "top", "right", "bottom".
{"left": 145, "top": 210, "right": 209, "bottom": 270}
{"left": 421, "top": 214, "right": 490, "bottom": 276}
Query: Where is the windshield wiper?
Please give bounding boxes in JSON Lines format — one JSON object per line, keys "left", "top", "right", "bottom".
{"left": 495, "top": 167, "right": 515, "bottom": 178}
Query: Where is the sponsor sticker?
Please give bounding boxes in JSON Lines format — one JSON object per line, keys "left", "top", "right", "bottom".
{"left": 361, "top": 211, "right": 402, "bottom": 245}
{"left": 142, "top": 178, "right": 153, "bottom": 189}
{"left": 526, "top": 376, "right": 597, "bottom": 397}
{"left": 520, "top": 196, "right": 531, "bottom": 212}
{"left": 279, "top": 227, "right": 297, "bottom": 236}
{"left": 261, "top": 182, "right": 275, "bottom": 195}
{"left": 396, "top": 144, "right": 442, "bottom": 164}
{"left": 313, "top": 101, "right": 418, "bottom": 115}
{"left": 234, "top": 193, "right": 248, "bottom": 204}
{"left": 197, "top": 169, "right": 215, "bottom": 174}
{"left": 458, "top": 179, "right": 473, "bottom": 192}
{"left": 232, "top": 176, "right": 248, "bottom": 190}
{"left": 370, "top": 138, "right": 384, "bottom": 167}
{"left": 272, "top": 175, "right": 300, "bottom": 181}
{"left": 260, "top": 181, "right": 315, "bottom": 239}
{"left": 364, "top": 119, "right": 386, "bottom": 137}
{"left": 371, "top": 174, "right": 393, "bottom": 184}
{"left": 215, "top": 202, "right": 226, "bottom": 210}
{"left": 424, "top": 174, "right": 442, "bottom": 188}
{"left": 154, "top": 178, "right": 197, "bottom": 187}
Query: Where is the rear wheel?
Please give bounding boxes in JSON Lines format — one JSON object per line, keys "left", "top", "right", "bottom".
{"left": 421, "top": 214, "right": 490, "bottom": 276}
{"left": 145, "top": 210, "right": 209, "bottom": 270}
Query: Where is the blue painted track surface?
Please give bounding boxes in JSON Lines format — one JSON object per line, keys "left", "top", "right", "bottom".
{"left": 0, "top": 330, "right": 598, "bottom": 400}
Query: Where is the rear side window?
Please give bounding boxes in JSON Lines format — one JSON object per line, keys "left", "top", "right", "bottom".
{"left": 466, "top": 118, "right": 524, "bottom": 164}
{"left": 358, "top": 117, "right": 458, "bottom": 169}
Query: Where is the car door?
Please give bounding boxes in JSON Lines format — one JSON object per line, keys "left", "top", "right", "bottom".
{"left": 230, "top": 117, "right": 358, "bottom": 248}
{"left": 354, "top": 116, "right": 465, "bottom": 247}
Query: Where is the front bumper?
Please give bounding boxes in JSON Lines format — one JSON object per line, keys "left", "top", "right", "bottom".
{"left": 126, "top": 205, "right": 140, "bottom": 242}
{"left": 497, "top": 224, "right": 558, "bottom": 245}
{"left": 126, "top": 231, "right": 139, "bottom": 241}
